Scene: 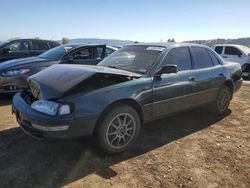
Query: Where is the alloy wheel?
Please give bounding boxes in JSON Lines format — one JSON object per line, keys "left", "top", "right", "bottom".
{"left": 217, "top": 89, "right": 230, "bottom": 112}
{"left": 106, "top": 113, "right": 136, "bottom": 149}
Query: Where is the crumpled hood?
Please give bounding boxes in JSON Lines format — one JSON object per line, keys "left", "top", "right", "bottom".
{"left": 28, "top": 64, "right": 141, "bottom": 100}
{"left": 0, "top": 56, "right": 51, "bottom": 70}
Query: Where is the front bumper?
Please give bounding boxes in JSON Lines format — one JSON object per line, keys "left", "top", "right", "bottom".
{"left": 12, "top": 93, "right": 98, "bottom": 139}
{"left": 234, "top": 78, "right": 243, "bottom": 92}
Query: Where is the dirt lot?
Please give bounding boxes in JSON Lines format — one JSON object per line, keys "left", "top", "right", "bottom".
{"left": 0, "top": 82, "right": 249, "bottom": 188}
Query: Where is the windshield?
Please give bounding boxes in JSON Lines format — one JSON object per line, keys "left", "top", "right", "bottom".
{"left": 0, "top": 41, "right": 9, "bottom": 48}
{"left": 98, "top": 45, "right": 165, "bottom": 74}
{"left": 39, "top": 45, "right": 75, "bottom": 60}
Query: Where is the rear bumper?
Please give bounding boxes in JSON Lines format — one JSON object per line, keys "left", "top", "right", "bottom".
{"left": 12, "top": 93, "right": 98, "bottom": 139}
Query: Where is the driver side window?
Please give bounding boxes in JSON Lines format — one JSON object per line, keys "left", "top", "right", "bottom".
{"left": 162, "top": 47, "right": 192, "bottom": 71}
{"left": 5, "top": 41, "right": 29, "bottom": 52}
{"left": 72, "top": 48, "right": 94, "bottom": 60}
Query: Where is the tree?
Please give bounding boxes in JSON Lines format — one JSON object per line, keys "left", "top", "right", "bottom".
{"left": 167, "top": 38, "right": 175, "bottom": 42}
{"left": 62, "top": 37, "right": 70, "bottom": 44}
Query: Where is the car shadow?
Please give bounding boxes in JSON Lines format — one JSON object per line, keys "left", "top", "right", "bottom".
{"left": 0, "top": 93, "right": 13, "bottom": 106}
{"left": 0, "top": 107, "right": 231, "bottom": 188}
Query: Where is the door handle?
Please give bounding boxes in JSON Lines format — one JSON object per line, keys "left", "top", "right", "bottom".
{"left": 219, "top": 73, "right": 224, "bottom": 77}
{"left": 188, "top": 76, "right": 196, "bottom": 81}
{"left": 222, "top": 56, "right": 228, "bottom": 58}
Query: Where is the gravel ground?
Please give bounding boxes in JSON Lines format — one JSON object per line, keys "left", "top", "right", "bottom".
{"left": 0, "top": 82, "right": 249, "bottom": 188}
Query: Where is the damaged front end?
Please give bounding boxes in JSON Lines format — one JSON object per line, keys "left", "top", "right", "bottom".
{"left": 24, "top": 64, "right": 141, "bottom": 116}
{"left": 12, "top": 64, "right": 142, "bottom": 139}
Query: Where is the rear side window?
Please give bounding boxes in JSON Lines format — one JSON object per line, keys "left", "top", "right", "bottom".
{"left": 215, "top": 46, "right": 223, "bottom": 54}
{"left": 192, "top": 47, "right": 214, "bottom": 69}
{"left": 224, "top": 47, "right": 242, "bottom": 56}
{"left": 105, "top": 48, "right": 115, "bottom": 57}
{"left": 163, "top": 47, "right": 192, "bottom": 71}
{"left": 96, "top": 47, "right": 104, "bottom": 59}
{"left": 32, "top": 41, "right": 49, "bottom": 50}
{"left": 49, "top": 42, "right": 59, "bottom": 48}
{"left": 208, "top": 50, "right": 220, "bottom": 65}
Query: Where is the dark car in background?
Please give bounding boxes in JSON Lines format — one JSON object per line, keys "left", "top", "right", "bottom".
{"left": 0, "top": 44, "right": 117, "bottom": 93}
{"left": 13, "top": 43, "right": 242, "bottom": 154}
{"left": 0, "top": 39, "right": 60, "bottom": 63}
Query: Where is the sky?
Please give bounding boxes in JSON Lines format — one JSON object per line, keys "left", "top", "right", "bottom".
{"left": 0, "top": 0, "right": 249, "bottom": 42}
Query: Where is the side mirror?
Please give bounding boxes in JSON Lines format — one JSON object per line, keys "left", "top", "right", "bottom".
{"left": 238, "top": 54, "right": 242, "bottom": 58}
{"left": 155, "top": 64, "right": 178, "bottom": 76}
{"left": 1, "top": 47, "right": 11, "bottom": 53}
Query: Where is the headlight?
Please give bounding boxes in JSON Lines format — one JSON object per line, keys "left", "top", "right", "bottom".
{"left": 59, "top": 105, "right": 71, "bottom": 115}
{"left": 2, "top": 68, "right": 30, "bottom": 76}
{"left": 31, "top": 100, "right": 71, "bottom": 116}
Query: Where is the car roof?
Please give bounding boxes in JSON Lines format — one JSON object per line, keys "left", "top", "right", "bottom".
{"left": 213, "top": 44, "right": 250, "bottom": 54}
{"left": 65, "top": 43, "right": 118, "bottom": 50}
{"left": 125, "top": 42, "right": 209, "bottom": 49}
{"left": 8, "top": 38, "right": 58, "bottom": 42}
{"left": 1, "top": 39, "right": 60, "bottom": 46}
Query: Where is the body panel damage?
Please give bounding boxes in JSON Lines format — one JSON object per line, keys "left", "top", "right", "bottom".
{"left": 28, "top": 64, "right": 141, "bottom": 100}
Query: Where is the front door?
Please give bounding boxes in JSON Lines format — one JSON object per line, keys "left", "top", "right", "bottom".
{"left": 0, "top": 40, "right": 30, "bottom": 62}
{"left": 152, "top": 46, "right": 196, "bottom": 118}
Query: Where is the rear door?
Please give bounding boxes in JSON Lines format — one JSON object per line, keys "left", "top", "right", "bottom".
{"left": 0, "top": 40, "right": 30, "bottom": 62}
{"left": 189, "top": 46, "right": 224, "bottom": 105}
{"left": 30, "top": 40, "right": 50, "bottom": 56}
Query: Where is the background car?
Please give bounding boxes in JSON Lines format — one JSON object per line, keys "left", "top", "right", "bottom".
{"left": 13, "top": 43, "right": 242, "bottom": 154}
{"left": 0, "top": 39, "right": 60, "bottom": 63}
{"left": 212, "top": 44, "right": 250, "bottom": 79}
{"left": 0, "top": 44, "right": 117, "bottom": 93}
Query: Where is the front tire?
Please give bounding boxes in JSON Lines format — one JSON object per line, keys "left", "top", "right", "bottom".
{"left": 212, "top": 85, "right": 232, "bottom": 115}
{"left": 96, "top": 104, "right": 141, "bottom": 155}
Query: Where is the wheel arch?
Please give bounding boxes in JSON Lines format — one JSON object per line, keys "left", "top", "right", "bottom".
{"left": 223, "top": 80, "right": 234, "bottom": 99}
{"left": 94, "top": 98, "right": 144, "bottom": 134}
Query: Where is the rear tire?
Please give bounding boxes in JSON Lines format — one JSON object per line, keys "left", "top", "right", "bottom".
{"left": 211, "top": 85, "right": 232, "bottom": 115}
{"left": 96, "top": 104, "right": 141, "bottom": 155}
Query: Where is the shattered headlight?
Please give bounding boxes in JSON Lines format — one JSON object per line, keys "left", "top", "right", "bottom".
{"left": 2, "top": 69, "right": 30, "bottom": 76}
{"left": 31, "top": 100, "right": 71, "bottom": 116}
